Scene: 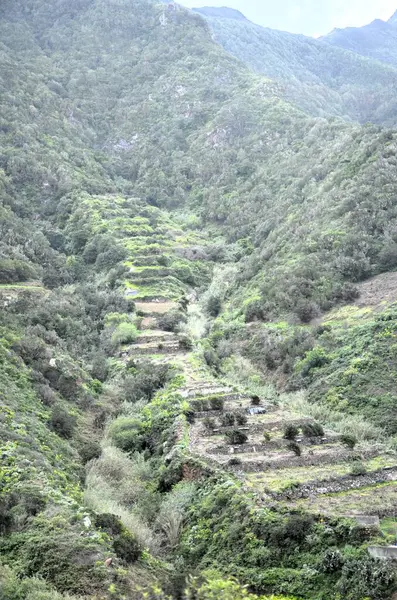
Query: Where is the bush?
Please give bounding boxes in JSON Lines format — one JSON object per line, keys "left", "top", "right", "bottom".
{"left": 220, "top": 412, "right": 235, "bottom": 427}
{"left": 49, "top": 405, "right": 76, "bottom": 439}
{"left": 228, "top": 457, "right": 242, "bottom": 466}
{"left": 184, "top": 408, "right": 195, "bottom": 424}
{"left": 283, "top": 423, "right": 299, "bottom": 440}
{"left": 225, "top": 429, "right": 248, "bottom": 445}
{"left": 108, "top": 417, "right": 144, "bottom": 452}
{"left": 338, "top": 556, "right": 396, "bottom": 600}
{"left": 206, "top": 295, "right": 222, "bottom": 317}
{"left": 340, "top": 433, "right": 358, "bottom": 449}
{"left": 157, "top": 310, "right": 187, "bottom": 332}
{"left": 263, "top": 431, "right": 272, "bottom": 442}
{"left": 350, "top": 461, "right": 367, "bottom": 477}
{"left": 123, "top": 362, "right": 170, "bottom": 404}
{"left": 113, "top": 529, "right": 141, "bottom": 563}
{"left": 95, "top": 513, "right": 123, "bottom": 536}
{"left": 251, "top": 395, "right": 261, "bottom": 405}
{"left": 287, "top": 442, "right": 302, "bottom": 456}
{"left": 79, "top": 440, "right": 102, "bottom": 464}
{"left": 210, "top": 397, "right": 224, "bottom": 411}
{"left": 111, "top": 322, "right": 138, "bottom": 345}
{"left": 302, "top": 422, "right": 324, "bottom": 438}
{"left": 203, "top": 417, "right": 216, "bottom": 430}
{"left": 320, "top": 549, "right": 344, "bottom": 573}
{"left": 235, "top": 411, "right": 248, "bottom": 426}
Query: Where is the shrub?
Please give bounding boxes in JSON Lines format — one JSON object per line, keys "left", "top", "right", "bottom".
{"left": 283, "top": 423, "right": 299, "bottom": 440}
{"left": 203, "top": 417, "right": 216, "bottom": 430}
{"left": 287, "top": 442, "right": 302, "bottom": 456}
{"left": 220, "top": 412, "right": 235, "bottom": 427}
{"left": 225, "top": 429, "right": 248, "bottom": 445}
{"left": 340, "top": 433, "right": 358, "bottom": 449}
{"left": 184, "top": 408, "right": 195, "bottom": 424}
{"left": 350, "top": 461, "right": 367, "bottom": 477}
{"left": 111, "top": 322, "right": 138, "bottom": 345}
{"left": 228, "top": 457, "right": 242, "bottom": 466}
{"left": 210, "top": 397, "right": 224, "bottom": 411}
{"left": 251, "top": 395, "right": 261, "bottom": 405}
{"left": 302, "top": 422, "right": 324, "bottom": 438}
{"left": 338, "top": 556, "right": 395, "bottom": 600}
{"left": 79, "top": 440, "right": 102, "bottom": 464}
{"left": 263, "top": 431, "right": 272, "bottom": 442}
{"left": 203, "top": 348, "right": 220, "bottom": 369}
{"left": 179, "top": 335, "right": 193, "bottom": 350}
{"left": 157, "top": 310, "right": 187, "bottom": 332}
{"left": 235, "top": 411, "right": 248, "bottom": 426}
{"left": 320, "top": 549, "right": 344, "bottom": 573}
{"left": 108, "top": 417, "right": 144, "bottom": 452}
{"left": 113, "top": 529, "right": 141, "bottom": 563}
{"left": 95, "top": 513, "right": 123, "bottom": 536}
{"left": 206, "top": 295, "right": 222, "bottom": 317}
{"left": 49, "top": 405, "right": 76, "bottom": 439}
{"left": 123, "top": 362, "right": 170, "bottom": 404}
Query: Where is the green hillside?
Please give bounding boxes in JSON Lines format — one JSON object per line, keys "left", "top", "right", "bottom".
{"left": 322, "top": 14, "right": 397, "bottom": 68}
{"left": 1, "top": 1, "right": 397, "bottom": 599}
{"left": 193, "top": 8, "right": 397, "bottom": 125}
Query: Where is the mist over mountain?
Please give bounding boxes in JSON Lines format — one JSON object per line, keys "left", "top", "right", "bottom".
{"left": 1, "top": 1, "right": 397, "bottom": 599}
{"left": 193, "top": 5, "right": 397, "bottom": 125}
{"left": 193, "top": 6, "right": 247, "bottom": 20}
{"left": 322, "top": 9, "right": 397, "bottom": 67}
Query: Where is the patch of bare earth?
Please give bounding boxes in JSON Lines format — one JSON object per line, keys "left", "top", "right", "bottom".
{"left": 355, "top": 271, "right": 397, "bottom": 310}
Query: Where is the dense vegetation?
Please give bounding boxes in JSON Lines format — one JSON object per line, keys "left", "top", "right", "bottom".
{"left": 1, "top": 0, "right": 397, "bottom": 598}
{"left": 195, "top": 8, "right": 397, "bottom": 124}
{"left": 322, "top": 12, "right": 397, "bottom": 68}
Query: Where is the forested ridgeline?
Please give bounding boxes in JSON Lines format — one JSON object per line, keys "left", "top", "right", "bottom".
{"left": 1, "top": 1, "right": 397, "bottom": 599}
{"left": 194, "top": 7, "right": 397, "bottom": 125}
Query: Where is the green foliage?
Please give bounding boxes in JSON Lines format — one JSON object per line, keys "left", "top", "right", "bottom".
{"left": 337, "top": 556, "right": 396, "bottom": 600}
{"left": 111, "top": 322, "right": 139, "bottom": 345}
{"left": 350, "top": 461, "right": 367, "bottom": 476}
{"left": 206, "top": 295, "right": 222, "bottom": 318}
{"left": 49, "top": 405, "right": 77, "bottom": 439}
{"left": 286, "top": 442, "right": 301, "bottom": 457}
{"left": 283, "top": 424, "right": 299, "bottom": 441}
{"left": 0, "top": 514, "right": 110, "bottom": 595}
{"left": 113, "top": 529, "right": 142, "bottom": 564}
{"left": 340, "top": 434, "right": 358, "bottom": 450}
{"left": 200, "top": 10, "right": 397, "bottom": 125}
{"left": 123, "top": 363, "right": 172, "bottom": 404}
{"left": 220, "top": 413, "right": 236, "bottom": 427}
{"left": 185, "top": 572, "right": 297, "bottom": 599}
{"left": 0, "top": 564, "right": 83, "bottom": 600}
{"left": 301, "top": 422, "right": 324, "bottom": 438}
{"left": 224, "top": 429, "right": 248, "bottom": 445}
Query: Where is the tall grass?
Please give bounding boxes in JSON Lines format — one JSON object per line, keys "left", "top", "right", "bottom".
{"left": 84, "top": 445, "right": 159, "bottom": 553}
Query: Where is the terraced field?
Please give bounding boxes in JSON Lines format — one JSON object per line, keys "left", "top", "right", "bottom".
{"left": 93, "top": 195, "right": 397, "bottom": 528}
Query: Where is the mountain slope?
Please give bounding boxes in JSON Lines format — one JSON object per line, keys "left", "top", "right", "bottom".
{"left": 322, "top": 12, "right": 397, "bottom": 67}
{"left": 1, "top": 1, "right": 397, "bottom": 598}
{"left": 194, "top": 7, "right": 397, "bottom": 125}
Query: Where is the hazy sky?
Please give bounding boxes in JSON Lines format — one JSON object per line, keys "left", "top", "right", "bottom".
{"left": 179, "top": 0, "right": 397, "bottom": 37}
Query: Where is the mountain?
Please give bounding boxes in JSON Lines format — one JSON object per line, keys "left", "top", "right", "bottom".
{"left": 322, "top": 12, "right": 397, "bottom": 67}
{"left": 1, "top": 1, "right": 397, "bottom": 599}
{"left": 193, "top": 6, "right": 397, "bottom": 125}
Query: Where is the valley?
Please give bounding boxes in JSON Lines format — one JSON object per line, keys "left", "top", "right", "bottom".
{"left": 2, "top": 1, "right": 397, "bottom": 599}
